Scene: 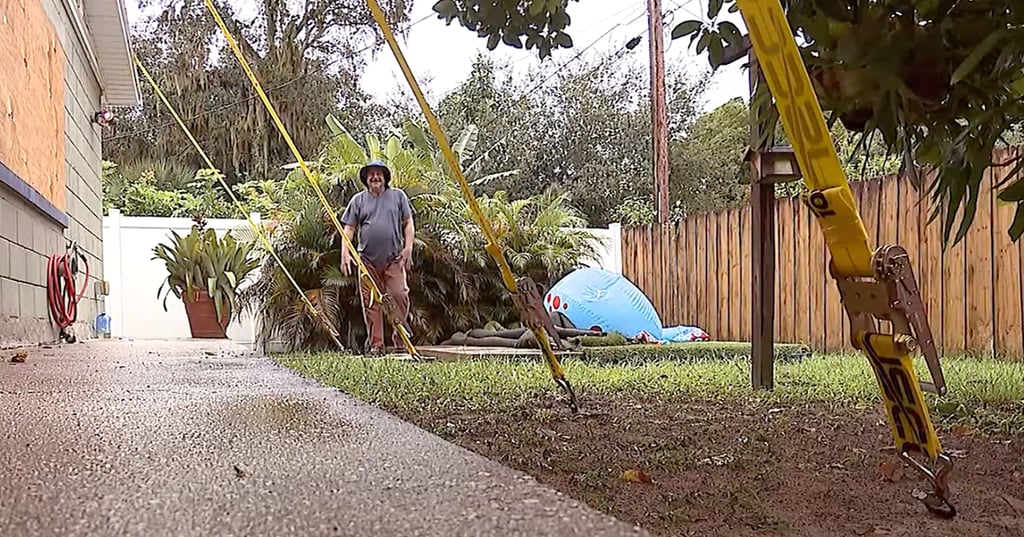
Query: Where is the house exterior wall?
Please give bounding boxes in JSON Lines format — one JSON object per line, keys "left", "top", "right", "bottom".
{"left": 0, "top": 0, "right": 105, "bottom": 348}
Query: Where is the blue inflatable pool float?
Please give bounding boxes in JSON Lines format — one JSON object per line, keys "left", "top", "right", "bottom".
{"left": 543, "top": 267, "right": 709, "bottom": 342}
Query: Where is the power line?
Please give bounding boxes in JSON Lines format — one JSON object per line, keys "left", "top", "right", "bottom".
{"left": 455, "top": 6, "right": 653, "bottom": 168}
{"left": 461, "top": 0, "right": 701, "bottom": 174}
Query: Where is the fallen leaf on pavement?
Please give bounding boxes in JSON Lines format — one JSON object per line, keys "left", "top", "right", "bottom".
{"left": 10, "top": 352, "right": 27, "bottom": 363}
{"left": 620, "top": 469, "right": 652, "bottom": 484}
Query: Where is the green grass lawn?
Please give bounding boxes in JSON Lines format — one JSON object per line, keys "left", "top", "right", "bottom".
{"left": 276, "top": 348, "right": 1024, "bottom": 436}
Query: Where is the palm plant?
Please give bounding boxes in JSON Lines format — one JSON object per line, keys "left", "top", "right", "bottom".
{"left": 153, "top": 216, "right": 260, "bottom": 337}
{"left": 465, "top": 187, "right": 602, "bottom": 327}
{"left": 240, "top": 115, "right": 602, "bottom": 351}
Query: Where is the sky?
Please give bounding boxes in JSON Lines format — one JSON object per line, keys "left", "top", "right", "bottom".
{"left": 124, "top": 0, "right": 751, "bottom": 114}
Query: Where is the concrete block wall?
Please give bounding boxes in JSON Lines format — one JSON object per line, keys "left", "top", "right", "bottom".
{"left": 0, "top": 0, "right": 105, "bottom": 348}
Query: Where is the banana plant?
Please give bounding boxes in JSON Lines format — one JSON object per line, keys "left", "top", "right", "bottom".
{"left": 402, "top": 120, "right": 519, "bottom": 187}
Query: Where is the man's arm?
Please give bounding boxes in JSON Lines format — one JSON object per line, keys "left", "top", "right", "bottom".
{"left": 339, "top": 196, "right": 359, "bottom": 273}
{"left": 342, "top": 224, "right": 357, "bottom": 253}
{"left": 403, "top": 217, "right": 414, "bottom": 250}
{"left": 400, "top": 191, "right": 414, "bottom": 266}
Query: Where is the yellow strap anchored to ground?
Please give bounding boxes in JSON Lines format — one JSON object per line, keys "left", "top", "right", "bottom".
{"left": 200, "top": 0, "right": 420, "bottom": 358}
{"left": 735, "top": 0, "right": 955, "bottom": 517}
{"left": 134, "top": 56, "right": 345, "bottom": 351}
{"left": 361, "top": 0, "right": 576, "bottom": 409}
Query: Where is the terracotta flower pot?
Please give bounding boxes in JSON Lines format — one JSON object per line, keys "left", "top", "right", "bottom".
{"left": 183, "top": 289, "right": 229, "bottom": 339}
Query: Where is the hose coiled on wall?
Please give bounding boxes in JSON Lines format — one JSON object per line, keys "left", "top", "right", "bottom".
{"left": 46, "top": 241, "right": 90, "bottom": 343}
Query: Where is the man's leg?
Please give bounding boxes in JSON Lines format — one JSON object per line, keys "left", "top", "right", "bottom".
{"left": 382, "top": 260, "right": 412, "bottom": 349}
{"left": 358, "top": 264, "right": 386, "bottom": 352}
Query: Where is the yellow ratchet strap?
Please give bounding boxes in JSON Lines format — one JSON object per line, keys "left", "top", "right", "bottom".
{"left": 134, "top": 56, "right": 346, "bottom": 351}
{"left": 362, "top": 0, "right": 578, "bottom": 412}
{"left": 200, "top": 0, "right": 421, "bottom": 359}
{"left": 736, "top": 0, "right": 955, "bottom": 517}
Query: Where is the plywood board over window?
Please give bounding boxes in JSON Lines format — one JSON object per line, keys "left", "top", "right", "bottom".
{"left": 0, "top": 0, "right": 67, "bottom": 212}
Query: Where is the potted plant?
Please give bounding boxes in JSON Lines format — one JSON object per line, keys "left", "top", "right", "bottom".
{"left": 152, "top": 215, "right": 259, "bottom": 338}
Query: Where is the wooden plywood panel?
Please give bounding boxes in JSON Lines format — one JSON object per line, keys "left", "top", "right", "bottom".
{"left": 637, "top": 226, "right": 650, "bottom": 301}
{"left": 672, "top": 221, "right": 682, "bottom": 325}
{"left": 621, "top": 228, "right": 635, "bottom": 287}
{"left": 621, "top": 228, "right": 632, "bottom": 282}
{"left": 709, "top": 213, "right": 722, "bottom": 337}
{"left": 680, "top": 218, "right": 691, "bottom": 323}
{"left": 811, "top": 198, "right": 827, "bottom": 350}
{"left": 728, "top": 207, "right": 742, "bottom": 340}
{"left": 689, "top": 215, "right": 700, "bottom": 328}
{"left": 862, "top": 180, "right": 881, "bottom": 250}
{"left": 651, "top": 224, "right": 661, "bottom": 316}
{"left": 965, "top": 164, "right": 995, "bottom": 355}
{"left": 773, "top": 200, "right": 782, "bottom": 342}
{"left": 697, "top": 214, "right": 709, "bottom": 333}
{"left": 669, "top": 222, "right": 677, "bottom": 324}
{"left": 717, "top": 211, "right": 730, "bottom": 338}
{"left": 992, "top": 147, "right": 1024, "bottom": 359}
{"left": 899, "top": 176, "right": 922, "bottom": 300}
{"left": 793, "top": 200, "right": 810, "bottom": 345}
{"left": 823, "top": 209, "right": 844, "bottom": 353}
{"left": 0, "top": 0, "right": 66, "bottom": 211}
{"left": 918, "top": 171, "right": 945, "bottom": 355}
{"left": 660, "top": 223, "right": 670, "bottom": 322}
{"left": 666, "top": 222, "right": 679, "bottom": 326}
{"left": 943, "top": 208, "right": 968, "bottom": 354}
{"left": 878, "top": 175, "right": 900, "bottom": 245}
{"left": 778, "top": 197, "right": 794, "bottom": 344}
{"left": 740, "top": 205, "right": 752, "bottom": 342}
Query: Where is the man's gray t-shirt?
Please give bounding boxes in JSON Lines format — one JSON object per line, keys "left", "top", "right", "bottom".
{"left": 340, "top": 188, "right": 413, "bottom": 268}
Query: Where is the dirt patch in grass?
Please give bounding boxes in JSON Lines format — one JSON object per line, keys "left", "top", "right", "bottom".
{"left": 401, "top": 393, "right": 1024, "bottom": 537}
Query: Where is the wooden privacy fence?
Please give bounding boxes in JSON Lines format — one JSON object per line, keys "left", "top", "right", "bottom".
{"left": 622, "top": 146, "right": 1024, "bottom": 358}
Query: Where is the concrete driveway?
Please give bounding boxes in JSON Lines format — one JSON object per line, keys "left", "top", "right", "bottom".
{"left": 0, "top": 339, "right": 647, "bottom": 537}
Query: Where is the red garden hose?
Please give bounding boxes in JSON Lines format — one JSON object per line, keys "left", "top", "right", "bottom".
{"left": 46, "top": 242, "right": 90, "bottom": 343}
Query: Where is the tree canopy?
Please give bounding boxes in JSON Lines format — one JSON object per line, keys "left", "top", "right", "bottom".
{"left": 431, "top": 0, "right": 581, "bottom": 59}
{"left": 436, "top": 0, "right": 1024, "bottom": 245}
{"left": 430, "top": 51, "right": 711, "bottom": 226}
{"left": 104, "top": 0, "right": 412, "bottom": 184}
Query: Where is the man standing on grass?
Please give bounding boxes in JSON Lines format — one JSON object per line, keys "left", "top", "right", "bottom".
{"left": 340, "top": 159, "right": 415, "bottom": 355}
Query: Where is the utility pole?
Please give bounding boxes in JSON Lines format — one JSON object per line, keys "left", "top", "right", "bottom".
{"left": 647, "top": 0, "right": 669, "bottom": 223}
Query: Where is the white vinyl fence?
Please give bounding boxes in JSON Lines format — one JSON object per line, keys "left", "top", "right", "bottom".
{"left": 102, "top": 210, "right": 261, "bottom": 344}
{"left": 579, "top": 223, "right": 623, "bottom": 274}
{"left": 101, "top": 210, "right": 623, "bottom": 343}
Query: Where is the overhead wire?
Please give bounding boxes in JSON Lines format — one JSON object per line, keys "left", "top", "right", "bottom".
{"left": 456, "top": 5, "right": 651, "bottom": 176}
{"left": 198, "top": 0, "right": 421, "bottom": 358}
{"left": 132, "top": 56, "right": 347, "bottom": 351}
{"left": 461, "top": 0, "right": 700, "bottom": 176}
